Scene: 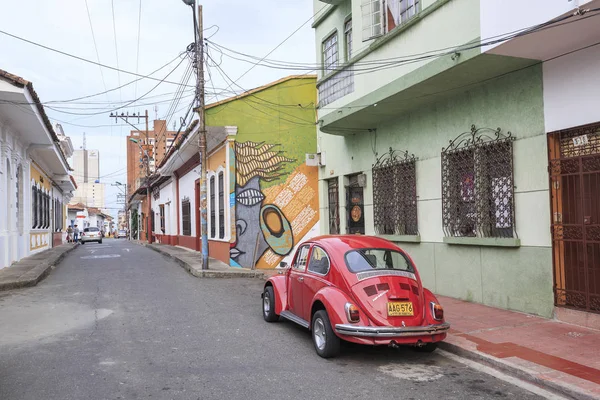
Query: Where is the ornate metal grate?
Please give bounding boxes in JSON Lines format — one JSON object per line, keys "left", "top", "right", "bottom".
{"left": 549, "top": 122, "right": 600, "bottom": 314}
{"left": 327, "top": 178, "right": 340, "bottom": 234}
{"left": 441, "top": 125, "right": 516, "bottom": 238}
{"left": 372, "top": 148, "right": 418, "bottom": 235}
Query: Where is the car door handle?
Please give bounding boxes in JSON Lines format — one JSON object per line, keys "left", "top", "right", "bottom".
{"left": 298, "top": 277, "right": 304, "bottom": 282}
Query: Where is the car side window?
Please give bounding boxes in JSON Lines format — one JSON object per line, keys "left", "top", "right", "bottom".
{"left": 307, "top": 246, "right": 330, "bottom": 276}
{"left": 292, "top": 245, "right": 310, "bottom": 271}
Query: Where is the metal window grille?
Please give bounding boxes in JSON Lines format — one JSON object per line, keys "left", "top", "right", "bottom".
{"left": 399, "top": 0, "right": 420, "bottom": 24}
{"left": 31, "top": 185, "right": 36, "bottom": 229}
{"left": 361, "top": 0, "right": 383, "bottom": 41}
{"left": 373, "top": 148, "right": 418, "bottom": 235}
{"left": 322, "top": 32, "right": 338, "bottom": 74}
{"left": 218, "top": 172, "right": 225, "bottom": 239}
{"left": 328, "top": 179, "right": 340, "bottom": 234}
{"left": 182, "top": 198, "right": 191, "bottom": 236}
{"left": 210, "top": 176, "right": 216, "bottom": 238}
{"left": 345, "top": 19, "right": 353, "bottom": 60}
{"left": 441, "top": 125, "right": 515, "bottom": 238}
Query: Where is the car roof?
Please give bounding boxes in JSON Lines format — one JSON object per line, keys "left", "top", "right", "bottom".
{"left": 305, "top": 235, "right": 400, "bottom": 256}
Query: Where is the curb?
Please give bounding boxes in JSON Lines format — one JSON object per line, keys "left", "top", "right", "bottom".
{"left": 0, "top": 243, "right": 80, "bottom": 292}
{"left": 142, "top": 243, "right": 265, "bottom": 279}
{"left": 439, "top": 341, "right": 596, "bottom": 400}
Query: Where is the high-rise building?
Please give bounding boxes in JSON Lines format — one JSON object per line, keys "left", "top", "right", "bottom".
{"left": 71, "top": 149, "right": 105, "bottom": 208}
{"left": 126, "top": 120, "right": 178, "bottom": 197}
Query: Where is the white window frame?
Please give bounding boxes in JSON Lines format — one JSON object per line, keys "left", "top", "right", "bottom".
{"left": 344, "top": 18, "right": 353, "bottom": 61}
{"left": 361, "top": 0, "right": 383, "bottom": 41}
{"left": 322, "top": 32, "right": 339, "bottom": 74}
{"left": 206, "top": 165, "right": 229, "bottom": 242}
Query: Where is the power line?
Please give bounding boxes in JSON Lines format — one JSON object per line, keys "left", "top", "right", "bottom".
{"left": 111, "top": 0, "right": 123, "bottom": 103}
{"left": 134, "top": 0, "right": 143, "bottom": 104}
{"left": 83, "top": 0, "right": 109, "bottom": 103}
{"left": 0, "top": 28, "right": 195, "bottom": 88}
{"left": 43, "top": 56, "right": 188, "bottom": 116}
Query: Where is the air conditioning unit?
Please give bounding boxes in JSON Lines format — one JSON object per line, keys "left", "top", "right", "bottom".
{"left": 306, "top": 152, "right": 326, "bottom": 167}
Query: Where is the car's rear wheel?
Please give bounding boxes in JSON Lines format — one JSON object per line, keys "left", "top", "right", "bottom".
{"left": 262, "top": 286, "right": 278, "bottom": 322}
{"left": 99, "top": 240, "right": 102, "bottom": 244}
{"left": 312, "top": 310, "right": 340, "bottom": 358}
{"left": 413, "top": 342, "right": 438, "bottom": 353}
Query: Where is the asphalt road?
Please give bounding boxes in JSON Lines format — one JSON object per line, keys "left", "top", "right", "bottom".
{"left": 0, "top": 240, "right": 550, "bottom": 400}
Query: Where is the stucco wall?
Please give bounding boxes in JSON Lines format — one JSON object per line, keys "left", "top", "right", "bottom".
{"left": 543, "top": 45, "right": 600, "bottom": 132}
{"left": 154, "top": 180, "right": 176, "bottom": 236}
{"left": 206, "top": 77, "right": 320, "bottom": 269}
{"left": 318, "top": 64, "right": 554, "bottom": 317}
{"left": 315, "top": 0, "right": 481, "bottom": 119}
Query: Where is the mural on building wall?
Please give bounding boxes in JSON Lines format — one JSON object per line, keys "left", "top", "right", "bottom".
{"left": 230, "top": 141, "right": 319, "bottom": 269}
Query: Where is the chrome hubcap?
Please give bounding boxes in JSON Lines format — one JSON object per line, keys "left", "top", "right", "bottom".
{"left": 263, "top": 292, "right": 270, "bottom": 316}
{"left": 314, "top": 318, "right": 326, "bottom": 351}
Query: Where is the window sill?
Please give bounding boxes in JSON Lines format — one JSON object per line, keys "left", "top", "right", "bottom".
{"left": 378, "top": 234, "right": 421, "bottom": 243}
{"left": 443, "top": 237, "right": 521, "bottom": 248}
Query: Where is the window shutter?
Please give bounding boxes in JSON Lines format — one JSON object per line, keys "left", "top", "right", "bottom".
{"left": 361, "top": 0, "right": 383, "bottom": 41}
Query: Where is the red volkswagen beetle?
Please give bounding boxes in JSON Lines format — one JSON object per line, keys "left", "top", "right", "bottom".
{"left": 261, "top": 235, "right": 449, "bottom": 358}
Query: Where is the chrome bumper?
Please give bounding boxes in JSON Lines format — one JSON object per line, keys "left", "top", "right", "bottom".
{"left": 335, "top": 322, "right": 450, "bottom": 338}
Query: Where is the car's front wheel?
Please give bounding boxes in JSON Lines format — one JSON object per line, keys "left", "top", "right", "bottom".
{"left": 262, "top": 286, "right": 278, "bottom": 322}
{"left": 312, "top": 310, "right": 340, "bottom": 358}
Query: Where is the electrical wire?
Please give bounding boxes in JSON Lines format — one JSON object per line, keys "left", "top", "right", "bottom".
{"left": 110, "top": 0, "right": 123, "bottom": 103}
{"left": 83, "top": 0, "right": 109, "bottom": 103}
{"left": 0, "top": 28, "right": 195, "bottom": 88}
{"left": 42, "top": 56, "right": 188, "bottom": 116}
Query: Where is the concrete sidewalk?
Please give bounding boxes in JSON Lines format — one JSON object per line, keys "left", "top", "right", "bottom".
{"left": 0, "top": 243, "right": 79, "bottom": 291}
{"left": 138, "top": 242, "right": 265, "bottom": 279}
{"left": 439, "top": 296, "right": 600, "bottom": 400}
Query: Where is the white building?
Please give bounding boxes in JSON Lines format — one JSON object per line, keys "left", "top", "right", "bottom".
{"left": 71, "top": 148, "right": 105, "bottom": 208}
{"left": 0, "top": 68, "right": 76, "bottom": 269}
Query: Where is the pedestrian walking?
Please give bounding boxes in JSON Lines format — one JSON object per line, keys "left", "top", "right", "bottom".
{"left": 73, "top": 225, "right": 79, "bottom": 242}
{"left": 66, "top": 225, "right": 73, "bottom": 243}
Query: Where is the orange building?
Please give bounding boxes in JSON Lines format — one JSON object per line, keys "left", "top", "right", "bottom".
{"left": 126, "top": 119, "right": 178, "bottom": 198}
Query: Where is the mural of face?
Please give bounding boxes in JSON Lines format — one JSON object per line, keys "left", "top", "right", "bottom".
{"left": 230, "top": 141, "right": 295, "bottom": 268}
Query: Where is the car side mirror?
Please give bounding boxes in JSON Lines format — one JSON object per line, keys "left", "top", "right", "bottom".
{"left": 278, "top": 261, "right": 289, "bottom": 269}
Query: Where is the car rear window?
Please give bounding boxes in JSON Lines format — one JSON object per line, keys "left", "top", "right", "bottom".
{"left": 345, "top": 249, "right": 414, "bottom": 273}
{"left": 85, "top": 227, "right": 100, "bottom": 232}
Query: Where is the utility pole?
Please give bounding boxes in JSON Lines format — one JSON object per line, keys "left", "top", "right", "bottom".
{"left": 191, "top": 3, "right": 208, "bottom": 269}
{"left": 110, "top": 110, "right": 153, "bottom": 244}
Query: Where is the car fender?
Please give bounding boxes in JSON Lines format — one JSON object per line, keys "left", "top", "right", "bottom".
{"left": 311, "top": 287, "right": 370, "bottom": 329}
{"left": 423, "top": 288, "right": 445, "bottom": 324}
{"left": 264, "top": 275, "right": 287, "bottom": 315}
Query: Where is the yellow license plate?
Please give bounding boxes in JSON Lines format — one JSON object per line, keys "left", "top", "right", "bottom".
{"left": 387, "top": 302, "right": 414, "bottom": 317}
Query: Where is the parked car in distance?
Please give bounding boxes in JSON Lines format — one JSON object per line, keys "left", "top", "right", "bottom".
{"left": 117, "top": 229, "right": 127, "bottom": 238}
{"left": 80, "top": 227, "right": 102, "bottom": 244}
{"left": 261, "top": 235, "right": 449, "bottom": 358}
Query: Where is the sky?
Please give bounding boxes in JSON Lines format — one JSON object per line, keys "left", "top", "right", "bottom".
{"left": 0, "top": 0, "right": 317, "bottom": 218}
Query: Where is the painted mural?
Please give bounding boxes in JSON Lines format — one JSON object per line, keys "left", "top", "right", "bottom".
{"left": 230, "top": 141, "right": 319, "bottom": 269}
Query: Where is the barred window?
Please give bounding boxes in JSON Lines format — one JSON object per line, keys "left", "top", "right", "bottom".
{"left": 441, "top": 125, "right": 515, "bottom": 238}
{"left": 322, "top": 32, "right": 338, "bottom": 74}
{"left": 182, "top": 198, "right": 191, "bottom": 236}
{"left": 210, "top": 176, "right": 216, "bottom": 238}
{"left": 32, "top": 185, "right": 37, "bottom": 229}
{"left": 327, "top": 179, "right": 340, "bottom": 234}
{"left": 218, "top": 172, "right": 225, "bottom": 239}
{"left": 159, "top": 204, "right": 165, "bottom": 233}
{"left": 373, "top": 148, "right": 418, "bottom": 235}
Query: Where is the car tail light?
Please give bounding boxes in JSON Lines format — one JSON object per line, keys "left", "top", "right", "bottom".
{"left": 430, "top": 302, "right": 444, "bottom": 321}
{"left": 345, "top": 303, "right": 360, "bottom": 323}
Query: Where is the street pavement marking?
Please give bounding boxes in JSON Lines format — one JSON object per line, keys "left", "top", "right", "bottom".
{"left": 123, "top": 248, "right": 130, "bottom": 252}
{"left": 80, "top": 254, "right": 121, "bottom": 259}
{"left": 438, "top": 349, "right": 568, "bottom": 400}
{"left": 378, "top": 363, "right": 444, "bottom": 382}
